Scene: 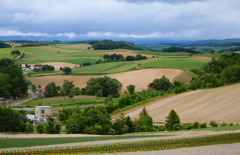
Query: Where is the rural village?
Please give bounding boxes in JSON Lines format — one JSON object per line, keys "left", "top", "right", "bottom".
{"left": 1, "top": 0, "right": 240, "bottom": 154}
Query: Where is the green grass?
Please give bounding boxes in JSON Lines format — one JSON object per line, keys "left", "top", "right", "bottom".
{"left": 26, "top": 58, "right": 161, "bottom": 76}
{"left": 21, "top": 97, "right": 105, "bottom": 107}
{"left": 138, "top": 51, "right": 190, "bottom": 56}
{"left": 201, "top": 54, "right": 222, "bottom": 59}
{"left": 0, "top": 48, "right": 35, "bottom": 55}
{"left": 139, "top": 59, "right": 206, "bottom": 70}
{"left": 0, "top": 134, "right": 169, "bottom": 148}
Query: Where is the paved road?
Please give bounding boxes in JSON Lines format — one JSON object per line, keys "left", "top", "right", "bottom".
{"left": 1, "top": 130, "right": 240, "bottom": 152}
{"left": 11, "top": 89, "right": 36, "bottom": 107}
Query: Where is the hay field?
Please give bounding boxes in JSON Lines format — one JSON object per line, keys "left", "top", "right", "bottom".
{"left": 122, "top": 84, "right": 240, "bottom": 124}
{"left": 29, "top": 46, "right": 80, "bottom": 53}
{"left": 27, "top": 69, "right": 182, "bottom": 92}
{"left": 29, "top": 62, "right": 79, "bottom": 71}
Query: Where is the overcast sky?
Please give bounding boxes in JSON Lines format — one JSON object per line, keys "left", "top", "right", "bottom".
{"left": 0, "top": 0, "right": 240, "bottom": 40}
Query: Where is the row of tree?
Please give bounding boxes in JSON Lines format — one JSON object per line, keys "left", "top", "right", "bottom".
{"left": 88, "top": 40, "right": 146, "bottom": 51}
{"left": 21, "top": 42, "right": 49, "bottom": 47}
{"left": 162, "top": 46, "right": 200, "bottom": 54}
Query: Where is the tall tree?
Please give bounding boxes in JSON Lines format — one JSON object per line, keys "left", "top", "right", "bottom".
{"left": 165, "top": 109, "right": 180, "bottom": 131}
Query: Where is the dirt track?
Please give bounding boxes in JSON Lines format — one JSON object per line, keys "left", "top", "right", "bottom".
{"left": 114, "top": 84, "right": 240, "bottom": 124}
{"left": 27, "top": 69, "right": 182, "bottom": 92}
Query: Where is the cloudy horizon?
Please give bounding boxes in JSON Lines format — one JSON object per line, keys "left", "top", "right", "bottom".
{"left": 0, "top": 0, "right": 240, "bottom": 40}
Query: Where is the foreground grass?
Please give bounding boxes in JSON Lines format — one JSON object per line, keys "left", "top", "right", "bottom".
{"left": 0, "top": 135, "right": 169, "bottom": 149}
{"left": 1, "top": 133, "right": 240, "bottom": 155}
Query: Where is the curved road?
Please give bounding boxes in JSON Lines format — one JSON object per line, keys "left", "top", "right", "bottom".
{"left": 11, "top": 89, "right": 36, "bottom": 107}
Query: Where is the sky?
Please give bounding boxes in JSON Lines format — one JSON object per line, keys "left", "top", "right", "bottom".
{"left": 0, "top": 0, "right": 240, "bottom": 40}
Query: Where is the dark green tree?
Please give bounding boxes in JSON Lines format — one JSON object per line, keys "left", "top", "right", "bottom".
{"left": 153, "top": 75, "right": 173, "bottom": 91}
{"left": 63, "top": 67, "right": 72, "bottom": 74}
{"left": 127, "top": 84, "right": 135, "bottom": 94}
{"left": 165, "top": 109, "right": 180, "bottom": 131}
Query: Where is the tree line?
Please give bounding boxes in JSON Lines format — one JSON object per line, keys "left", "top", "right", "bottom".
{"left": 190, "top": 53, "right": 240, "bottom": 89}
{"left": 162, "top": 46, "right": 200, "bottom": 54}
{"left": 21, "top": 42, "right": 49, "bottom": 47}
{"left": 0, "top": 41, "right": 11, "bottom": 48}
{"left": 88, "top": 40, "right": 146, "bottom": 51}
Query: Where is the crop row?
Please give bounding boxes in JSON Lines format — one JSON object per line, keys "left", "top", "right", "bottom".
{"left": 1, "top": 133, "right": 240, "bottom": 155}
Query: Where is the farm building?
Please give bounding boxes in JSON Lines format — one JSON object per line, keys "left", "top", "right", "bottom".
{"left": 0, "top": 98, "right": 8, "bottom": 104}
{"left": 35, "top": 106, "right": 53, "bottom": 120}
{"left": 35, "top": 88, "right": 45, "bottom": 96}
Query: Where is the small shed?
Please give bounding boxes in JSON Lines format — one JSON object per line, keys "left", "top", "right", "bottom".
{"left": 0, "top": 98, "right": 8, "bottom": 104}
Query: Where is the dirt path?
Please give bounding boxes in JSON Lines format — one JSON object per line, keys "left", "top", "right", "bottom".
{"left": 1, "top": 130, "right": 240, "bottom": 152}
{"left": 10, "top": 89, "right": 36, "bottom": 107}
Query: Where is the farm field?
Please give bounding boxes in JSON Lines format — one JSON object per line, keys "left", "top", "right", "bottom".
{"left": 185, "top": 56, "right": 212, "bottom": 61}
{"left": 139, "top": 59, "right": 206, "bottom": 70}
{"left": 115, "top": 83, "right": 240, "bottom": 124}
{"left": 29, "top": 62, "right": 80, "bottom": 71}
{"left": 26, "top": 69, "right": 183, "bottom": 92}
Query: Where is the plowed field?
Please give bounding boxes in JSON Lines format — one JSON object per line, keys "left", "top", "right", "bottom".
{"left": 121, "top": 84, "right": 240, "bottom": 124}
{"left": 27, "top": 69, "right": 182, "bottom": 92}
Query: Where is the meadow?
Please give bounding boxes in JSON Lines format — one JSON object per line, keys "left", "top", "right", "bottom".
{"left": 139, "top": 59, "right": 206, "bottom": 70}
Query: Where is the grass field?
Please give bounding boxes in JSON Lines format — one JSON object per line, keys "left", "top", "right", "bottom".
{"left": 139, "top": 59, "right": 206, "bottom": 70}
{"left": 0, "top": 48, "right": 35, "bottom": 59}
{"left": 137, "top": 51, "right": 190, "bottom": 56}
{"left": 21, "top": 97, "right": 104, "bottom": 107}
{"left": 0, "top": 135, "right": 169, "bottom": 148}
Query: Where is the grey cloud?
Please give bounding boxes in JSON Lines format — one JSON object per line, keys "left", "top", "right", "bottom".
{"left": 117, "top": 0, "right": 207, "bottom": 4}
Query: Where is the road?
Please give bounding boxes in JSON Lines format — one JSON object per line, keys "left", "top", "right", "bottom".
{"left": 10, "top": 89, "right": 36, "bottom": 107}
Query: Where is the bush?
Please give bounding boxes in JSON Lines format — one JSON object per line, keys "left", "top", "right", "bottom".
{"left": 200, "top": 123, "right": 207, "bottom": 128}
{"left": 193, "top": 121, "right": 199, "bottom": 129}
{"left": 104, "top": 95, "right": 112, "bottom": 105}
{"left": 221, "top": 122, "right": 227, "bottom": 126}
{"left": 158, "top": 126, "right": 165, "bottom": 131}
{"left": 36, "top": 124, "right": 44, "bottom": 133}
{"left": 173, "top": 124, "right": 181, "bottom": 130}
{"left": 25, "top": 123, "right": 34, "bottom": 133}
{"left": 210, "top": 120, "right": 218, "bottom": 127}
{"left": 229, "top": 123, "right": 233, "bottom": 126}
{"left": 108, "top": 128, "right": 116, "bottom": 135}
{"left": 182, "top": 123, "right": 193, "bottom": 130}
{"left": 140, "top": 126, "right": 147, "bottom": 132}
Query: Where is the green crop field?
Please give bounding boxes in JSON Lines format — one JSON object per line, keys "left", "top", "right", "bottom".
{"left": 0, "top": 135, "right": 169, "bottom": 149}
{"left": 137, "top": 51, "right": 190, "bottom": 56}
{"left": 139, "top": 58, "right": 206, "bottom": 70}
{"left": 26, "top": 58, "right": 162, "bottom": 76}
{"left": 21, "top": 97, "right": 104, "bottom": 107}
{"left": 0, "top": 48, "right": 35, "bottom": 59}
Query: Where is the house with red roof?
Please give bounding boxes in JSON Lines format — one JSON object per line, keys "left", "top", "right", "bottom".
{"left": 35, "top": 88, "right": 45, "bottom": 96}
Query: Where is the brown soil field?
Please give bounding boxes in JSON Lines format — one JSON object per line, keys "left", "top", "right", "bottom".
{"left": 27, "top": 69, "right": 182, "bottom": 92}
{"left": 118, "top": 84, "right": 240, "bottom": 124}
{"left": 29, "top": 62, "right": 79, "bottom": 71}
{"left": 185, "top": 56, "right": 212, "bottom": 61}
